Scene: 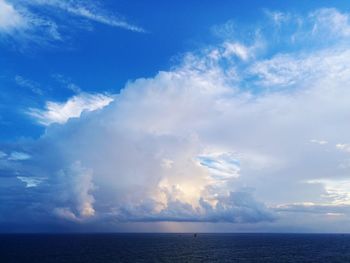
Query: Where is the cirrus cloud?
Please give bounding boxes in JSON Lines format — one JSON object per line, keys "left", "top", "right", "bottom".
{"left": 0, "top": 0, "right": 145, "bottom": 47}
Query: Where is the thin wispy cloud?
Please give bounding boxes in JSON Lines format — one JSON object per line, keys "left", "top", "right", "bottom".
{"left": 0, "top": 0, "right": 145, "bottom": 46}
{"left": 15, "top": 75, "right": 43, "bottom": 95}
{"left": 0, "top": 0, "right": 61, "bottom": 44}
{"left": 8, "top": 151, "right": 31, "bottom": 161}
{"left": 31, "top": 0, "right": 146, "bottom": 33}
{"left": 17, "top": 176, "right": 46, "bottom": 188}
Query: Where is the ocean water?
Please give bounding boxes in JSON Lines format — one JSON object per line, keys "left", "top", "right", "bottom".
{"left": 1, "top": 233, "right": 350, "bottom": 263}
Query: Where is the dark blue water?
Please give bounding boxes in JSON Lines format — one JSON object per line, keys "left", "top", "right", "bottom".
{"left": 1, "top": 233, "right": 350, "bottom": 262}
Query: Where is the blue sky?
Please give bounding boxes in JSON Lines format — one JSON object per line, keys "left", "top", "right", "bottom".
{"left": 1, "top": 0, "right": 349, "bottom": 140}
{"left": 2, "top": 0, "right": 350, "bottom": 232}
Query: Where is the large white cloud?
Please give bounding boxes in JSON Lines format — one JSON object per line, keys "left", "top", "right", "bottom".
{"left": 3, "top": 7, "right": 350, "bottom": 232}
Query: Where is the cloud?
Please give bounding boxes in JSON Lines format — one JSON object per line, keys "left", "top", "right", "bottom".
{"left": 29, "top": 0, "right": 145, "bottom": 33}
{"left": 33, "top": 0, "right": 145, "bottom": 33}
{"left": 275, "top": 203, "right": 350, "bottom": 216}
{"left": 0, "top": 151, "right": 7, "bottom": 159}
{"left": 3, "top": 8, "right": 350, "bottom": 232}
{"left": 17, "top": 176, "right": 46, "bottom": 188}
{"left": 0, "top": 0, "right": 144, "bottom": 46}
{"left": 249, "top": 48, "right": 350, "bottom": 88}
{"left": 222, "top": 42, "right": 251, "bottom": 61}
{"left": 336, "top": 144, "right": 350, "bottom": 153}
{"left": 0, "top": 0, "right": 61, "bottom": 44}
{"left": 8, "top": 151, "right": 31, "bottom": 161}
{"left": 53, "top": 162, "right": 95, "bottom": 221}
{"left": 15, "top": 75, "right": 43, "bottom": 95}
{"left": 0, "top": 0, "right": 25, "bottom": 33}
{"left": 310, "top": 139, "right": 328, "bottom": 145}
{"left": 264, "top": 10, "right": 291, "bottom": 27}
{"left": 310, "top": 8, "right": 350, "bottom": 38}
{"left": 115, "top": 191, "right": 274, "bottom": 223}
{"left": 27, "top": 92, "right": 113, "bottom": 125}
{"left": 197, "top": 152, "right": 240, "bottom": 180}
{"left": 51, "top": 74, "right": 81, "bottom": 93}
{"left": 306, "top": 179, "right": 350, "bottom": 204}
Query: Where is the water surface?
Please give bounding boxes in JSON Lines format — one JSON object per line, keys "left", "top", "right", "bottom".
{"left": 1, "top": 233, "right": 350, "bottom": 262}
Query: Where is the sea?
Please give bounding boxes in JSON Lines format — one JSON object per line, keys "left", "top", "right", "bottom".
{"left": 1, "top": 233, "right": 350, "bottom": 263}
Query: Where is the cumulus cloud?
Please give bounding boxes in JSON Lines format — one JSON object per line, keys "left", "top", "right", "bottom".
{"left": 20, "top": 70, "right": 275, "bottom": 224}
{"left": 3, "top": 8, "right": 350, "bottom": 232}
{"left": 53, "top": 162, "right": 95, "bottom": 221}
{"left": 116, "top": 191, "right": 274, "bottom": 223}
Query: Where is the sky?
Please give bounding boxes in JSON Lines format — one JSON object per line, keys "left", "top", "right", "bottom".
{"left": 1, "top": 0, "right": 350, "bottom": 233}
